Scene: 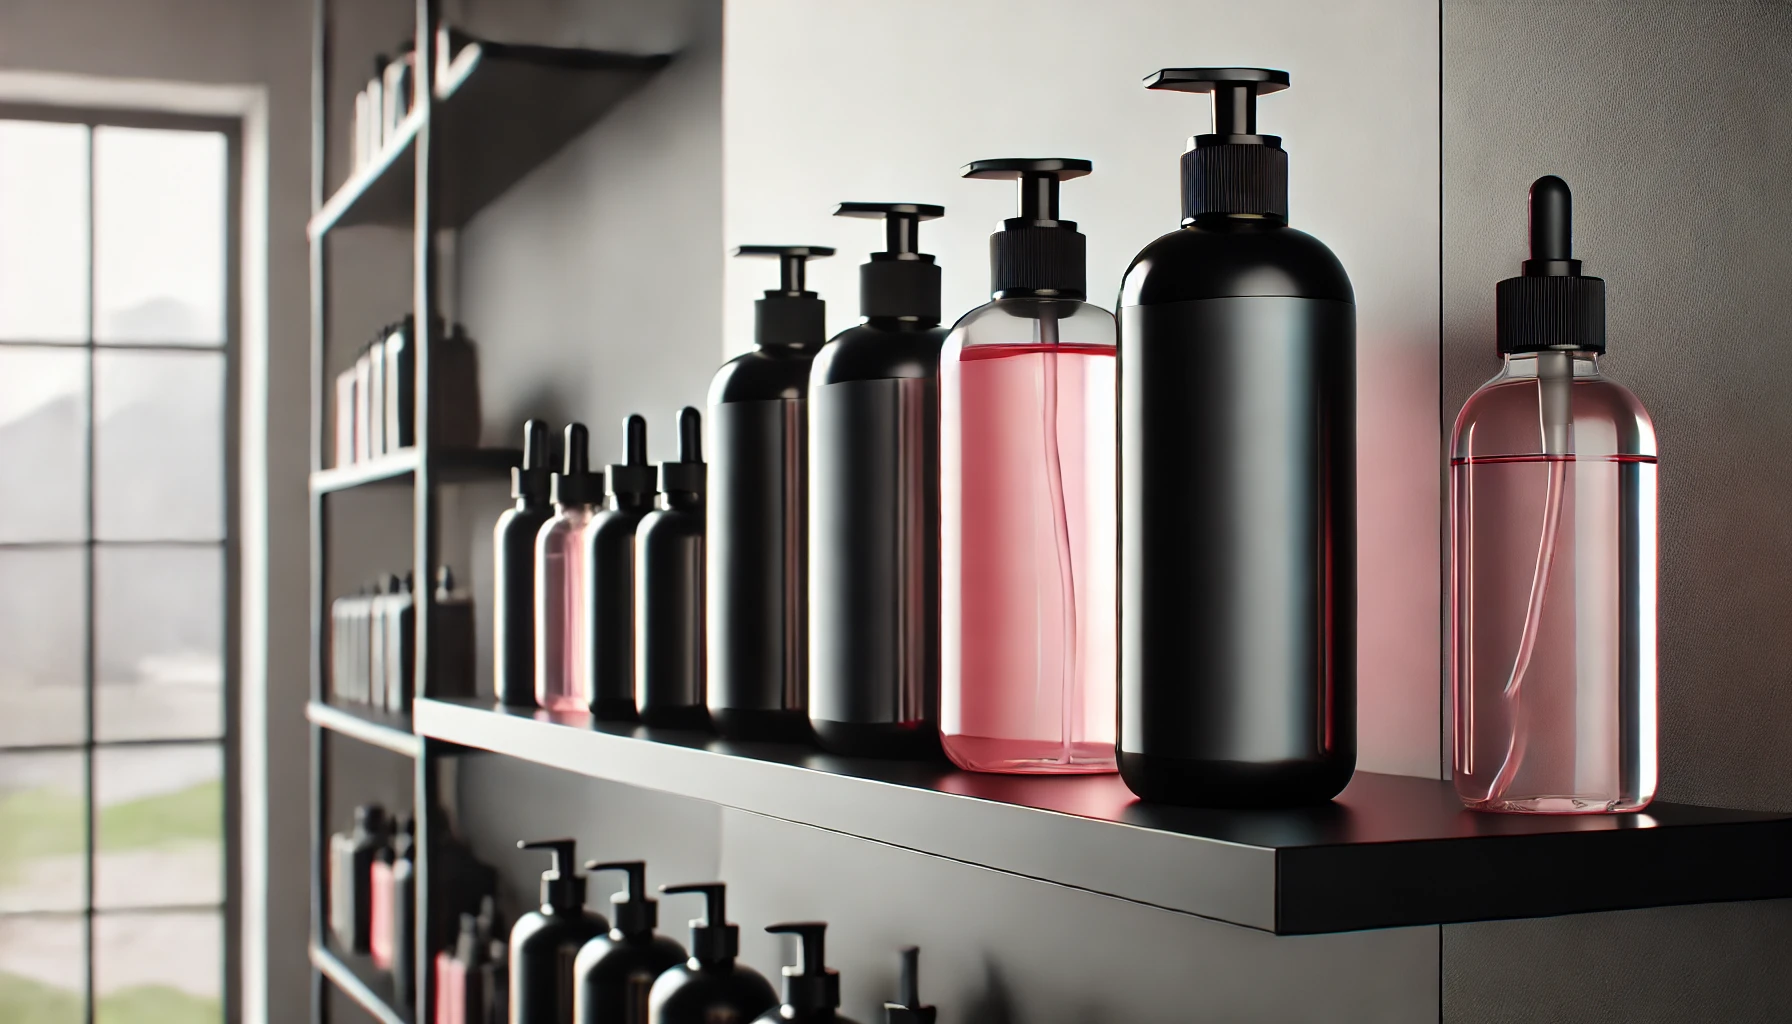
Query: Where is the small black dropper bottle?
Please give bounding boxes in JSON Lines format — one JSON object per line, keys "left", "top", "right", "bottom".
{"left": 571, "top": 861, "right": 688, "bottom": 1024}
{"left": 648, "top": 883, "right": 776, "bottom": 1024}
{"left": 635, "top": 409, "right": 710, "bottom": 730}
{"left": 510, "top": 839, "right": 610, "bottom": 1024}
{"left": 495, "top": 420, "right": 554, "bottom": 707}
{"left": 753, "top": 922, "right": 860, "bottom": 1024}
{"left": 808, "top": 203, "right": 949, "bottom": 759}
{"left": 584, "top": 414, "right": 658, "bottom": 721}
{"left": 709, "top": 245, "right": 835, "bottom": 743}
{"left": 882, "top": 947, "right": 935, "bottom": 1024}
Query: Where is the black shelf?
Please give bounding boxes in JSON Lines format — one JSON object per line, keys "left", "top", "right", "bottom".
{"left": 307, "top": 700, "right": 420, "bottom": 758}
{"left": 311, "top": 942, "right": 409, "bottom": 1024}
{"left": 414, "top": 697, "right": 1792, "bottom": 936}
{"left": 311, "top": 447, "right": 521, "bottom": 494}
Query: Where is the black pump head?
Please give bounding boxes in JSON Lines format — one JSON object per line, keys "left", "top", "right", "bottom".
{"left": 658, "top": 407, "right": 705, "bottom": 498}
{"left": 883, "top": 946, "right": 936, "bottom": 1024}
{"left": 586, "top": 860, "right": 658, "bottom": 936}
{"left": 767, "top": 922, "right": 839, "bottom": 1012}
{"left": 964, "top": 158, "right": 1092, "bottom": 299}
{"left": 550, "top": 422, "right": 605, "bottom": 507}
{"left": 517, "top": 838, "right": 587, "bottom": 914}
{"left": 662, "top": 882, "right": 737, "bottom": 963}
{"left": 605, "top": 414, "right": 657, "bottom": 506}
{"left": 1497, "top": 175, "right": 1606, "bottom": 354}
{"left": 1146, "top": 67, "right": 1291, "bottom": 223}
{"left": 835, "top": 202, "right": 946, "bottom": 324}
{"left": 512, "top": 419, "right": 552, "bottom": 504}
{"left": 736, "top": 245, "right": 834, "bottom": 350}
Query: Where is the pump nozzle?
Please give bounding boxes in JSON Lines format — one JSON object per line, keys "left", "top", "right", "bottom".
{"left": 586, "top": 860, "right": 657, "bottom": 935}
{"left": 661, "top": 882, "right": 738, "bottom": 963}
{"left": 835, "top": 202, "right": 946, "bottom": 324}
{"left": 766, "top": 922, "right": 839, "bottom": 1012}
{"left": 735, "top": 246, "right": 835, "bottom": 349}
{"left": 517, "top": 838, "right": 587, "bottom": 914}
{"left": 1145, "top": 67, "right": 1291, "bottom": 222}
{"left": 963, "top": 158, "right": 1093, "bottom": 299}
{"left": 883, "top": 946, "right": 936, "bottom": 1024}
{"left": 606, "top": 414, "right": 657, "bottom": 506}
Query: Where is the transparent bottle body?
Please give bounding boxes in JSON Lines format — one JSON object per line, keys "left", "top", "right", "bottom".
{"left": 535, "top": 503, "right": 596, "bottom": 713}
{"left": 1451, "top": 352, "right": 1657, "bottom": 812}
{"left": 940, "top": 298, "right": 1118, "bottom": 773}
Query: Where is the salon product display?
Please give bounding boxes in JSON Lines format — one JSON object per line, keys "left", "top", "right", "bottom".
{"left": 708, "top": 246, "right": 835, "bottom": 742}
{"left": 648, "top": 883, "right": 776, "bottom": 1024}
{"left": 512, "top": 839, "right": 611, "bottom": 1024}
{"left": 495, "top": 420, "right": 555, "bottom": 706}
{"left": 940, "top": 158, "right": 1117, "bottom": 775}
{"left": 585, "top": 414, "right": 658, "bottom": 721}
{"left": 807, "top": 203, "right": 949, "bottom": 759}
{"left": 537, "top": 424, "right": 606, "bottom": 713}
{"left": 636, "top": 408, "right": 711, "bottom": 729}
{"left": 572, "top": 861, "right": 689, "bottom": 1024}
{"left": 1451, "top": 176, "right": 1656, "bottom": 814}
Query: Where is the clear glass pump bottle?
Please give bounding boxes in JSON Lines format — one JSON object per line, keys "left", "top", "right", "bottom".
{"left": 536, "top": 423, "right": 605, "bottom": 713}
{"left": 1451, "top": 176, "right": 1657, "bottom": 813}
{"left": 940, "top": 159, "right": 1117, "bottom": 774}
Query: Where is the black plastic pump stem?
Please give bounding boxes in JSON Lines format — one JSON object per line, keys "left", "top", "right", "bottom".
{"left": 1145, "top": 67, "right": 1293, "bottom": 222}
{"left": 735, "top": 246, "right": 834, "bottom": 348}
{"left": 662, "top": 882, "right": 737, "bottom": 963}
{"left": 518, "top": 838, "right": 586, "bottom": 913}
{"left": 1145, "top": 67, "right": 1290, "bottom": 135}
{"left": 766, "top": 922, "right": 839, "bottom": 1011}
{"left": 735, "top": 245, "right": 835, "bottom": 294}
{"left": 883, "top": 946, "right": 935, "bottom": 1024}
{"left": 585, "top": 860, "right": 657, "bottom": 934}
{"left": 963, "top": 158, "right": 1092, "bottom": 298}
{"left": 835, "top": 202, "right": 946, "bottom": 322}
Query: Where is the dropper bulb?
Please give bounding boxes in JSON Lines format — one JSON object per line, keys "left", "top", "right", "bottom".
{"left": 677, "top": 407, "right": 702, "bottom": 463}
{"left": 623, "top": 414, "right": 648, "bottom": 466}
{"left": 563, "top": 423, "right": 589, "bottom": 474}
{"left": 522, "top": 419, "right": 548, "bottom": 470}
{"left": 1529, "top": 175, "right": 1573, "bottom": 262}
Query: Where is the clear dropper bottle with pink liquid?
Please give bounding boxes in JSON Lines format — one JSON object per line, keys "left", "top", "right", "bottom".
{"left": 535, "top": 422, "right": 606, "bottom": 713}
{"left": 1451, "top": 176, "right": 1657, "bottom": 813}
{"left": 940, "top": 158, "right": 1118, "bottom": 773}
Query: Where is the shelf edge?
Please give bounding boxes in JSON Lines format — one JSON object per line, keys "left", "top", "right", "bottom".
{"left": 307, "top": 700, "right": 420, "bottom": 758}
{"left": 310, "top": 943, "right": 408, "bottom": 1024}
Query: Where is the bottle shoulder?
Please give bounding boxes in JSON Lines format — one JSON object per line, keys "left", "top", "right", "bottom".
{"left": 944, "top": 298, "right": 1115, "bottom": 357}
{"left": 1119, "top": 222, "right": 1354, "bottom": 307}
{"left": 1452, "top": 366, "right": 1656, "bottom": 459}
{"left": 812, "top": 322, "right": 949, "bottom": 384}
{"left": 709, "top": 345, "right": 819, "bottom": 404}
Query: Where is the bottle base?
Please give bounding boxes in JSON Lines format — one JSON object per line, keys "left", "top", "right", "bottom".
{"left": 812, "top": 718, "right": 942, "bottom": 760}
{"left": 538, "top": 693, "right": 591, "bottom": 715}
{"left": 1457, "top": 791, "right": 1653, "bottom": 815}
{"left": 712, "top": 708, "right": 815, "bottom": 745}
{"left": 638, "top": 705, "right": 713, "bottom": 732}
{"left": 591, "top": 697, "right": 640, "bottom": 724}
{"left": 943, "top": 734, "right": 1116, "bottom": 774}
{"left": 1118, "top": 750, "right": 1354, "bottom": 808}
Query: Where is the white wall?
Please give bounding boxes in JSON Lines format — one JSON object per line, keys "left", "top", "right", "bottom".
{"left": 723, "top": 0, "right": 1444, "bottom": 779}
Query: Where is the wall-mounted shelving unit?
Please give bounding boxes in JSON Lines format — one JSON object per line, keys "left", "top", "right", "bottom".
{"left": 306, "top": 2, "right": 671, "bottom": 1022}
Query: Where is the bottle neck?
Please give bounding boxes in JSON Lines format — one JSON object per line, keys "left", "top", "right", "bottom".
{"left": 1499, "top": 351, "right": 1602, "bottom": 379}
{"left": 864, "top": 315, "right": 939, "bottom": 332}
{"left": 664, "top": 490, "right": 701, "bottom": 511}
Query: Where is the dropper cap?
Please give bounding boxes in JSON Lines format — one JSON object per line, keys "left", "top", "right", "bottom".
{"left": 606, "top": 414, "right": 657, "bottom": 504}
{"left": 550, "top": 422, "right": 605, "bottom": 507}
{"left": 517, "top": 838, "right": 588, "bottom": 914}
{"left": 963, "top": 158, "right": 1092, "bottom": 299}
{"left": 586, "top": 860, "right": 658, "bottom": 936}
{"left": 1496, "top": 175, "right": 1606, "bottom": 354}
{"left": 511, "top": 419, "right": 552, "bottom": 504}
{"left": 661, "top": 882, "right": 737, "bottom": 963}
{"left": 835, "top": 202, "right": 946, "bottom": 324}
{"left": 1146, "top": 67, "right": 1291, "bottom": 223}
{"left": 766, "top": 922, "right": 839, "bottom": 1013}
{"left": 883, "top": 947, "right": 936, "bottom": 1024}
{"left": 735, "top": 246, "right": 834, "bottom": 349}
{"left": 658, "top": 408, "right": 705, "bottom": 498}
{"left": 432, "top": 565, "right": 458, "bottom": 602}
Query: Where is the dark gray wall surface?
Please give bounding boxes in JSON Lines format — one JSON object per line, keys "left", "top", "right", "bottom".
{"left": 1443, "top": 2, "right": 1792, "bottom": 1019}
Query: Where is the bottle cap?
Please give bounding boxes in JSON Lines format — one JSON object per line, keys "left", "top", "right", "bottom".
{"left": 736, "top": 246, "right": 834, "bottom": 349}
{"left": 585, "top": 860, "right": 659, "bottom": 936}
{"left": 661, "top": 882, "right": 738, "bottom": 963}
{"left": 511, "top": 420, "right": 552, "bottom": 503}
{"left": 963, "top": 158, "right": 1091, "bottom": 299}
{"left": 517, "top": 838, "right": 587, "bottom": 914}
{"left": 835, "top": 202, "right": 945, "bottom": 323}
{"left": 1496, "top": 175, "right": 1606, "bottom": 354}
{"left": 606, "top": 414, "right": 658, "bottom": 502}
{"left": 1146, "top": 67, "right": 1291, "bottom": 223}
{"left": 766, "top": 922, "right": 840, "bottom": 1012}
{"left": 658, "top": 407, "right": 705, "bottom": 497}
{"left": 883, "top": 946, "right": 936, "bottom": 1024}
{"left": 550, "top": 422, "right": 605, "bottom": 507}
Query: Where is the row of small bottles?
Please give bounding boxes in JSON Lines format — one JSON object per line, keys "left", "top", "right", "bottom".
{"left": 508, "top": 839, "right": 936, "bottom": 1024}
{"left": 333, "top": 316, "right": 482, "bottom": 468}
{"left": 350, "top": 44, "right": 417, "bottom": 171}
{"left": 330, "top": 568, "right": 477, "bottom": 712}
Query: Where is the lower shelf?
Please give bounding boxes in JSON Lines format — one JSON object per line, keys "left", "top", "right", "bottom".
{"left": 414, "top": 697, "right": 1792, "bottom": 935}
{"left": 311, "top": 942, "right": 409, "bottom": 1024}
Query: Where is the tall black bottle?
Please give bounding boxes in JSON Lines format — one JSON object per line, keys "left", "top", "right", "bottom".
{"left": 648, "top": 883, "right": 776, "bottom": 1024}
{"left": 808, "top": 203, "right": 948, "bottom": 758}
{"left": 585, "top": 415, "right": 657, "bottom": 721}
{"left": 572, "top": 861, "right": 688, "bottom": 1024}
{"left": 708, "top": 245, "right": 835, "bottom": 741}
{"left": 1119, "top": 68, "right": 1356, "bottom": 807}
{"left": 511, "top": 839, "right": 611, "bottom": 1024}
{"left": 636, "top": 409, "right": 709, "bottom": 729}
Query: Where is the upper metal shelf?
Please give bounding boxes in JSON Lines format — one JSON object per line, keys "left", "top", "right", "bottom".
{"left": 310, "top": 447, "right": 521, "bottom": 495}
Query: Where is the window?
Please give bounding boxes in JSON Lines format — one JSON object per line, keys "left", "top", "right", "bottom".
{"left": 0, "top": 111, "right": 235, "bottom": 1024}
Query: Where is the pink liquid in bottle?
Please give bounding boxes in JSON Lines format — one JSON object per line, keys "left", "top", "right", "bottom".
{"left": 941, "top": 299, "right": 1118, "bottom": 773}
{"left": 535, "top": 507, "right": 593, "bottom": 713}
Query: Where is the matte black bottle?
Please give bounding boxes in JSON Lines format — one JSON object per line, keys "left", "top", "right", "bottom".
{"left": 584, "top": 415, "right": 657, "bottom": 721}
{"left": 1118, "top": 68, "right": 1356, "bottom": 807}
{"left": 511, "top": 839, "right": 611, "bottom": 1024}
{"left": 636, "top": 409, "right": 710, "bottom": 730}
{"left": 753, "top": 922, "right": 858, "bottom": 1024}
{"left": 808, "top": 203, "right": 948, "bottom": 758}
{"left": 495, "top": 420, "right": 554, "bottom": 706}
{"left": 708, "top": 246, "right": 835, "bottom": 742}
{"left": 572, "top": 861, "right": 688, "bottom": 1024}
{"left": 648, "top": 883, "right": 776, "bottom": 1024}
{"left": 881, "top": 947, "right": 935, "bottom": 1024}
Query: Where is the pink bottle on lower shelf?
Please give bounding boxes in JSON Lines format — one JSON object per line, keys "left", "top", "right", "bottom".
{"left": 535, "top": 422, "right": 605, "bottom": 713}
{"left": 940, "top": 158, "right": 1117, "bottom": 774}
{"left": 1451, "top": 176, "right": 1657, "bottom": 814}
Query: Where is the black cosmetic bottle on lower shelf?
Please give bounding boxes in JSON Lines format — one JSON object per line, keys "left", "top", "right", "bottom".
{"left": 585, "top": 415, "right": 658, "bottom": 721}
{"left": 882, "top": 947, "right": 935, "bottom": 1024}
{"left": 636, "top": 408, "right": 710, "bottom": 730}
{"left": 753, "top": 922, "right": 859, "bottom": 1024}
{"left": 572, "top": 861, "right": 688, "bottom": 1024}
{"left": 1119, "top": 68, "right": 1357, "bottom": 807}
{"left": 511, "top": 839, "right": 610, "bottom": 1024}
{"left": 808, "top": 203, "right": 949, "bottom": 759}
{"left": 649, "top": 883, "right": 776, "bottom": 1024}
{"left": 708, "top": 245, "right": 835, "bottom": 742}
{"left": 494, "top": 420, "right": 554, "bottom": 707}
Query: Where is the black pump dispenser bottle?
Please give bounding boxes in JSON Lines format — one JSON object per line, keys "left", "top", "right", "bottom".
{"left": 753, "top": 922, "right": 859, "bottom": 1024}
{"left": 572, "top": 861, "right": 689, "bottom": 1024}
{"left": 882, "top": 947, "right": 935, "bottom": 1024}
{"left": 808, "top": 203, "right": 948, "bottom": 759}
{"left": 494, "top": 420, "right": 554, "bottom": 706}
{"left": 1118, "top": 68, "right": 1356, "bottom": 807}
{"left": 709, "top": 246, "right": 835, "bottom": 742}
{"left": 649, "top": 883, "right": 776, "bottom": 1024}
{"left": 510, "top": 839, "right": 610, "bottom": 1024}
{"left": 636, "top": 409, "right": 710, "bottom": 730}
{"left": 584, "top": 415, "right": 658, "bottom": 721}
